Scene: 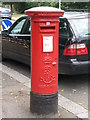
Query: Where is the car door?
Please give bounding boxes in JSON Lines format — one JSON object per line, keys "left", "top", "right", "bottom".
{"left": 16, "top": 17, "right": 31, "bottom": 65}
{"left": 3, "top": 16, "right": 28, "bottom": 61}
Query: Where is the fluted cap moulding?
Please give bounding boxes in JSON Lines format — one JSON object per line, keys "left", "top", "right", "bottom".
{"left": 25, "top": 6, "right": 64, "bottom": 17}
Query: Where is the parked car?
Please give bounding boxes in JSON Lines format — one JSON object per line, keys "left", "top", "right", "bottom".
{"left": 0, "top": 7, "right": 11, "bottom": 20}
{"left": 2, "top": 12, "right": 90, "bottom": 75}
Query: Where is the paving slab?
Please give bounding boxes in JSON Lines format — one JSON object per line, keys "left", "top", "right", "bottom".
{"left": 2, "top": 72, "right": 78, "bottom": 118}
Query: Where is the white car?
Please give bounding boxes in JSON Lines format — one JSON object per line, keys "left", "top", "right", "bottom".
{"left": 0, "top": 7, "right": 11, "bottom": 20}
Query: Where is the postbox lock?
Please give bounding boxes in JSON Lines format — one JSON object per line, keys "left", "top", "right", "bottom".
{"left": 52, "top": 61, "right": 56, "bottom": 65}
{"left": 46, "top": 21, "right": 50, "bottom": 26}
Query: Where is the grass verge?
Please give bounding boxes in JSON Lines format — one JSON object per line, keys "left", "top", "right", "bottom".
{"left": 12, "top": 13, "right": 25, "bottom": 19}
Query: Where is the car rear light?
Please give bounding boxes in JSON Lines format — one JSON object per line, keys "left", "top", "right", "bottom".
{"left": 63, "top": 43, "right": 88, "bottom": 56}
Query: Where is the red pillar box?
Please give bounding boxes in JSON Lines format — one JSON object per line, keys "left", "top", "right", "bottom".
{"left": 25, "top": 6, "right": 64, "bottom": 115}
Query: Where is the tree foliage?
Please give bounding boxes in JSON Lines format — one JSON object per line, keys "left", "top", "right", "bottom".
{"left": 2, "top": 2, "right": 90, "bottom": 14}
{"left": 13, "top": 2, "right": 27, "bottom": 13}
{"left": 61, "top": 2, "right": 89, "bottom": 10}
{"left": 13, "top": 2, "right": 58, "bottom": 13}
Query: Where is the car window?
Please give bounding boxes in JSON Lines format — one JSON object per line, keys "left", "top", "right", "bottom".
{"left": 10, "top": 18, "right": 26, "bottom": 34}
{"left": 70, "top": 18, "right": 89, "bottom": 36}
{"left": 23, "top": 20, "right": 31, "bottom": 34}
{"left": 59, "top": 19, "right": 73, "bottom": 38}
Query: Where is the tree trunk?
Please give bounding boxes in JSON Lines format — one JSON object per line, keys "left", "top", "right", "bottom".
{"left": 10, "top": 4, "right": 13, "bottom": 14}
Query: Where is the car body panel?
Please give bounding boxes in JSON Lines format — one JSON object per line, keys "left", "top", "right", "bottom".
{"left": 2, "top": 13, "right": 90, "bottom": 75}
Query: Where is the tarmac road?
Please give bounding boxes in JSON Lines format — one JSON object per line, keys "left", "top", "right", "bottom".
{"left": 59, "top": 74, "right": 88, "bottom": 109}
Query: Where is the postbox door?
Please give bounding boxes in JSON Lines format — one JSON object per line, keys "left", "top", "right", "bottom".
{"left": 31, "top": 20, "right": 59, "bottom": 94}
{"left": 39, "top": 33, "right": 58, "bottom": 93}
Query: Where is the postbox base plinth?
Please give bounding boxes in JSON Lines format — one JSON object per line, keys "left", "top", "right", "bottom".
{"left": 30, "top": 92, "right": 58, "bottom": 115}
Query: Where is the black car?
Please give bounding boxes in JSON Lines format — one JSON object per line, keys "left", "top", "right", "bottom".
{"left": 2, "top": 12, "right": 90, "bottom": 75}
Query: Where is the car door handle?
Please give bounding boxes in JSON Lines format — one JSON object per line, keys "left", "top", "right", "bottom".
{"left": 11, "top": 36, "right": 17, "bottom": 39}
{"left": 15, "top": 36, "right": 18, "bottom": 39}
{"left": 12, "top": 36, "right": 18, "bottom": 39}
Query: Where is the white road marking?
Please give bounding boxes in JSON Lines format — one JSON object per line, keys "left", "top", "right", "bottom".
{"left": 0, "top": 63, "right": 88, "bottom": 119}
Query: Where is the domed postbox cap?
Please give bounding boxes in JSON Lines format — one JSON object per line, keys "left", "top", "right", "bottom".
{"left": 25, "top": 6, "right": 64, "bottom": 17}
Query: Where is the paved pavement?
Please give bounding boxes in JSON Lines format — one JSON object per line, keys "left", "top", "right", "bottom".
{"left": 0, "top": 62, "right": 89, "bottom": 119}
{"left": 2, "top": 72, "right": 77, "bottom": 118}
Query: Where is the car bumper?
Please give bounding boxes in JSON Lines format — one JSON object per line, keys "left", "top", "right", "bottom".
{"left": 59, "top": 61, "right": 90, "bottom": 75}
{"left": 1, "top": 14, "right": 11, "bottom": 19}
